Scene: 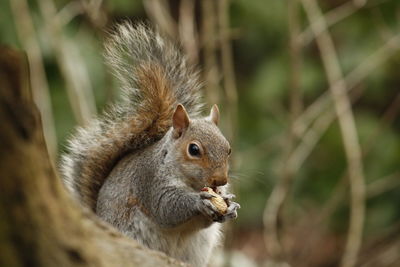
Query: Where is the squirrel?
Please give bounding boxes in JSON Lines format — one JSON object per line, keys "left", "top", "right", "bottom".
{"left": 60, "top": 23, "right": 240, "bottom": 267}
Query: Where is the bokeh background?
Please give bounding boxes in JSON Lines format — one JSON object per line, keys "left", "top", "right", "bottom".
{"left": 1, "top": 0, "right": 399, "bottom": 266}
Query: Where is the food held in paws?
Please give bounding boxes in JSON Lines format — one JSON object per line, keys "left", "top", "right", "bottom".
{"left": 202, "top": 187, "right": 228, "bottom": 214}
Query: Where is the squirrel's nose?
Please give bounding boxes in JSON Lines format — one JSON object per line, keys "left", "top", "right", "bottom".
{"left": 211, "top": 177, "right": 227, "bottom": 186}
{"left": 208, "top": 168, "right": 228, "bottom": 186}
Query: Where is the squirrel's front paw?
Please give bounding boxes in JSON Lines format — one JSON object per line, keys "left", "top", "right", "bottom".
{"left": 199, "top": 192, "right": 240, "bottom": 223}
{"left": 222, "top": 201, "right": 240, "bottom": 222}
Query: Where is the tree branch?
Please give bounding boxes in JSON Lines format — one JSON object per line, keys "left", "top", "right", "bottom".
{"left": 301, "top": 1, "right": 366, "bottom": 267}
{"left": 242, "top": 34, "right": 400, "bottom": 164}
{"left": 179, "top": 0, "right": 199, "bottom": 65}
{"left": 298, "top": 0, "right": 367, "bottom": 46}
{"left": 218, "top": 0, "right": 238, "bottom": 144}
{"left": 38, "top": 0, "right": 97, "bottom": 126}
{"left": 9, "top": 0, "right": 58, "bottom": 163}
{"left": 263, "top": 0, "right": 302, "bottom": 263}
{"left": 201, "top": 0, "right": 221, "bottom": 105}
{"left": 293, "top": 34, "right": 400, "bottom": 139}
{"left": 143, "top": 0, "right": 178, "bottom": 39}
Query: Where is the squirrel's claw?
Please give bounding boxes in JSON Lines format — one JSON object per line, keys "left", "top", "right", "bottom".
{"left": 218, "top": 201, "right": 240, "bottom": 223}
{"left": 200, "top": 197, "right": 240, "bottom": 223}
{"left": 222, "top": 193, "right": 236, "bottom": 200}
{"left": 227, "top": 201, "right": 240, "bottom": 211}
{"left": 226, "top": 201, "right": 240, "bottom": 218}
{"left": 220, "top": 193, "right": 236, "bottom": 205}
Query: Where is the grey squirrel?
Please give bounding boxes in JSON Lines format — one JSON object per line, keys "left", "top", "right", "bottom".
{"left": 61, "top": 23, "right": 240, "bottom": 267}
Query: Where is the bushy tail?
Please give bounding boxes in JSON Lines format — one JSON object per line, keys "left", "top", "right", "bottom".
{"left": 61, "top": 23, "right": 203, "bottom": 210}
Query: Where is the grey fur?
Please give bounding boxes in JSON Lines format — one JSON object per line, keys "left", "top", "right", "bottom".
{"left": 60, "top": 22, "right": 239, "bottom": 267}
{"left": 61, "top": 23, "right": 203, "bottom": 207}
{"left": 96, "top": 124, "right": 238, "bottom": 266}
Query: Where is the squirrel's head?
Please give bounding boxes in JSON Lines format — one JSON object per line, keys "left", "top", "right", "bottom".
{"left": 169, "top": 104, "right": 231, "bottom": 190}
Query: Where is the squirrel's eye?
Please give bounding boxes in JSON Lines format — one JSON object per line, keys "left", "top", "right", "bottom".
{"left": 228, "top": 148, "right": 232, "bottom": 156}
{"left": 188, "top": 143, "right": 201, "bottom": 157}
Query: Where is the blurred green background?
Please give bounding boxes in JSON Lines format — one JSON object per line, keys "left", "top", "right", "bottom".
{"left": 1, "top": 0, "right": 399, "bottom": 266}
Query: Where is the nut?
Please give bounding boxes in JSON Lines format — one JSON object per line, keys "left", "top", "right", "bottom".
{"left": 202, "top": 187, "right": 228, "bottom": 214}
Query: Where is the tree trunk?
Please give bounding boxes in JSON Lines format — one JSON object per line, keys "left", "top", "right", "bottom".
{"left": 0, "top": 46, "right": 185, "bottom": 267}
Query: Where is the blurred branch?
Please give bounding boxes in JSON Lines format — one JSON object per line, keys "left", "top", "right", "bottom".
{"left": 216, "top": 3, "right": 239, "bottom": 265}
{"left": 297, "top": 170, "right": 399, "bottom": 265}
{"left": 38, "top": 0, "right": 97, "bottom": 126}
{"left": 300, "top": 91, "right": 399, "bottom": 219}
{"left": 82, "top": 0, "right": 107, "bottom": 28}
{"left": 320, "top": 171, "right": 400, "bottom": 226}
{"left": 290, "top": 109, "right": 334, "bottom": 172}
{"left": 364, "top": 93, "right": 400, "bottom": 154}
{"left": 293, "top": 34, "right": 400, "bottom": 139}
{"left": 179, "top": 0, "right": 199, "bottom": 65}
{"left": 359, "top": 223, "right": 400, "bottom": 267}
{"left": 301, "top": 1, "right": 366, "bottom": 267}
{"left": 243, "top": 33, "right": 400, "bottom": 163}
{"left": 288, "top": 0, "right": 303, "bottom": 118}
{"left": 298, "top": 0, "right": 367, "bottom": 46}
{"left": 263, "top": 0, "right": 302, "bottom": 262}
{"left": 9, "top": 0, "right": 57, "bottom": 163}
{"left": 361, "top": 241, "right": 400, "bottom": 267}
{"left": 144, "top": 0, "right": 178, "bottom": 38}
{"left": 367, "top": 172, "right": 400, "bottom": 198}
{"left": 289, "top": 85, "right": 364, "bottom": 177}
{"left": 57, "top": 1, "right": 84, "bottom": 26}
{"left": 218, "top": 0, "right": 238, "bottom": 143}
{"left": 201, "top": 0, "right": 221, "bottom": 105}
{"left": 57, "top": 0, "right": 107, "bottom": 33}
{"left": 371, "top": 7, "right": 395, "bottom": 43}
{"left": 296, "top": 90, "right": 400, "bottom": 264}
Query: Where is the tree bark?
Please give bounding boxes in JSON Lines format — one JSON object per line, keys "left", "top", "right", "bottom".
{"left": 0, "top": 46, "right": 186, "bottom": 267}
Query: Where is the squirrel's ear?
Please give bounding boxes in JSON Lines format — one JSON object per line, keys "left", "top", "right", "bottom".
{"left": 173, "top": 104, "right": 190, "bottom": 138}
{"left": 208, "top": 104, "right": 220, "bottom": 125}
